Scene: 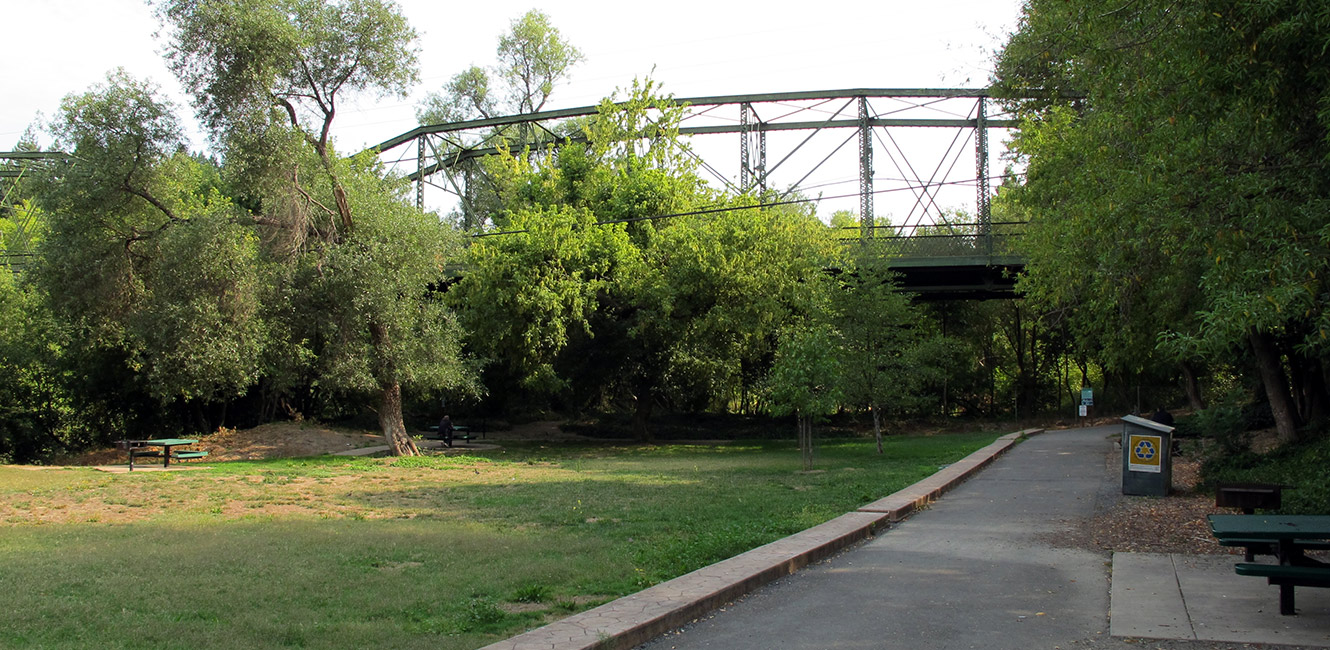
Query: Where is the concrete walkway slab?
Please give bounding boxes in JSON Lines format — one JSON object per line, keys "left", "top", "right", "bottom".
{"left": 483, "top": 426, "right": 1330, "bottom": 650}
{"left": 479, "top": 429, "right": 1041, "bottom": 650}
{"left": 1112, "top": 552, "right": 1330, "bottom": 646}
{"left": 635, "top": 426, "right": 1114, "bottom": 650}
{"left": 1109, "top": 552, "right": 1193, "bottom": 639}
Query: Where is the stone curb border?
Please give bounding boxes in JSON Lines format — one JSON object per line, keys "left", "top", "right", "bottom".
{"left": 478, "top": 428, "right": 1044, "bottom": 650}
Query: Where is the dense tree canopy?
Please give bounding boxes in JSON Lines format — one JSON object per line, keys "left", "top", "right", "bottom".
{"left": 994, "top": 0, "right": 1330, "bottom": 442}
{"left": 831, "top": 254, "right": 943, "bottom": 452}
{"left": 36, "top": 71, "right": 266, "bottom": 405}
{"left": 152, "top": 0, "right": 468, "bottom": 455}
{"left": 0, "top": 0, "right": 1151, "bottom": 464}
{"left": 452, "top": 84, "right": 841, "bottom": 434}
{"left": 417, "top": 9, "right": 582, "bottom": 125}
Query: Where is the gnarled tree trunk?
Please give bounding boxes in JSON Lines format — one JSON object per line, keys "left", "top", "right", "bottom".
{"left": 369, "top": 321, "right": 419, "bottom": 456}
{"left": 1249, "top": 330, "right": 1299, "bottom": 445}
{"left": 379, "top": 380, "right": 420, "bottom": 456}
{"left": 1180, "top": 361, "right": 1205, "bottom": 411}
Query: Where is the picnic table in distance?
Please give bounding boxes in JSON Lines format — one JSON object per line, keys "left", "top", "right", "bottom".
{"left": 124, "top": 438, "right": 209, "bottom": 470}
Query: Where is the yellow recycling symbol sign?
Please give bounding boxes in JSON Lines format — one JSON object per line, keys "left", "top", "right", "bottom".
{"left": 1128, "top": 434, "right": 1163, "bottom": 473}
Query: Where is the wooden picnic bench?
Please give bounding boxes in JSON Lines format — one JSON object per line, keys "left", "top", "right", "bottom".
{"left": 1214, "top": 483, "right": 1299, "bottom": 560}
{"left": 424, "top": 422, "right": 483, "bottom": 446}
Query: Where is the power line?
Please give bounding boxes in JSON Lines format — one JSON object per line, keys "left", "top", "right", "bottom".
{"left": 470, "top": 174, "right": 1020, "bottom": 238}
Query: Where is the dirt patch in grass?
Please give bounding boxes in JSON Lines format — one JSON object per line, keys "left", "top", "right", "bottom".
{"left": 64, "top": 419, "right": 590, "bottom": 467}
{"left": 64, "top": 421, "right": 387, "bottom": 466}
{"left": 198, "top": 423, "right": 386, "bottom": 461}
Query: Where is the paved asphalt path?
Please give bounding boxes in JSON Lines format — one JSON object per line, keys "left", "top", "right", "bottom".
{"left": 637, "top": 426, "right": 1317, "bottom": 650}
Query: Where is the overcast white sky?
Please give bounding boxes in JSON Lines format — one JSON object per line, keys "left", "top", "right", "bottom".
{"left": 2, "top": 0, "right": 1024, "bottom": 220}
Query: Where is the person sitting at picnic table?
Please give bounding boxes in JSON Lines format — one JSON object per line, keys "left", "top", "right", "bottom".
{"left": 438, "top": 415, "right": 454, "bottom": 447}
{"left": 1150, "top": 406, "right": 1174, "bottom": 426}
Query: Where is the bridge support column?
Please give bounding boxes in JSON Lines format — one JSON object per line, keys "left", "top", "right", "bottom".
{"left": 739, "top": 103, "right": 766, "bottom": 193}
{"left": 976, "top": 96, "right": 991, "bottom": 243}
{"left": 758, "top": 122, "right": 766, "bottom": 193}
{"left": 740, "top": 102, "right": 751, "bottom": 192}
{"left": 416, "top": 136, "right": 426, "bottom": 211}
{"left": 858, "top": 96, "right": 873, "bottom": 241}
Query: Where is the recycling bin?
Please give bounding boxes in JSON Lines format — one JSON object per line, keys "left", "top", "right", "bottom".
{"left": 1121, "top": 414, "right": 1173, "bottom": 496}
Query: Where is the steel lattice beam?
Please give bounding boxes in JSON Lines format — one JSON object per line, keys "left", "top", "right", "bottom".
{"left": 366, "top": 88, "right": 1028, "bottom": 246}
{"left": 365, "top": 88, "right": 1012, "bottom": 155}
{"left": 858, "top": 96, "right": 873, "bottom": 240}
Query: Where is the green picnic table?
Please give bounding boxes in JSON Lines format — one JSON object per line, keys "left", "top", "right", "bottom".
{"left": 1208, "top": 514, "right": 1330, "bottom": 615}
{"left": 127, "top": 438, "right": 208, "bottom": 470}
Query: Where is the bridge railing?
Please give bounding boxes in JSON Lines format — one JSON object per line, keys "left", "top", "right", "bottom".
{"left": 836, "top": 221, "right": 1026, "bottom": 263}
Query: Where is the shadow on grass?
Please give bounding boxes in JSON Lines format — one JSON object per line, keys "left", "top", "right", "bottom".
{"left": 0, "top": 432, "right": 1002, "bottom": 650}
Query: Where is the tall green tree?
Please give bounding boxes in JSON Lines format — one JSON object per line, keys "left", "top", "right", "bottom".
{"left": 765, "top": 322, "right": 842, "bottom": 470}
{"left": 455, "top": 204, "right": 638, "bottom": 396}
{"left": 157, "top": 0, "right": 472, "bottom": 455}
{"left": 35, "top": 70, "right": 267, "bottom": 410}
{"left": 454, "top": 81, "right": 838, "bottom": 433}
{"left": 994, "top": 0, "right": 1330, "bottom": 443}
{"left": 417, "top": 9, "right": 583, "bottom": 124}
{"left": 416, "top": 9, "right": 584, "bottom": 231}
{"left": 830, "top": 253, "right": 930, "bottom": 452}
{"left": 0, "top": 263, "right": 79, "bottom": 463}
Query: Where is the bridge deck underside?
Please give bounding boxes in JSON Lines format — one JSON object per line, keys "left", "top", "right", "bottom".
{"left": 890, "top": 261, "right": 1023, "bottom": 300}
{"left": 855, "top": 233, "right": 1024, "bottom": 299}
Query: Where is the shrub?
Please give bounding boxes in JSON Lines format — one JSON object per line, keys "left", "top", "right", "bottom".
{"left": 1201, "top": 433, "right": 1330, "bottom": 514}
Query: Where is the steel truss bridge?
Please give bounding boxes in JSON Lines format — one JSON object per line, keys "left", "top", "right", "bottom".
{"left": 369, "top": 88, "right": 1025, "bottom": 299}
{"left": 2, "top": 90, "right": 1026, "bottom": 298}
{"left": 0, "top": 151, "right": 67, "bottom": 270}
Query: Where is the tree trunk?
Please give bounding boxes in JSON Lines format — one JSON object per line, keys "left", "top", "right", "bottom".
{"left": 1180, "top": 361, "right": 1206, "bottom": 411}
{"left": 1062, "top": 358, "right": 1072, "bottom": 417}
{"left": 379, "top": 380, "right": 420, "bottom": 456}
{"left": 367, "top": 319, "right": 419, "bottom": 456}
{"left": 872, "top": 405, "right": 883, "bottom": 455}
{"left": 633, "top": 388, "right": 654, "bottom": 441}
{"left": 1297, "top": 355, "right": 1328, "bottom": 426}
{"left": 1284, "top": 343, "right": 1329, "bottom": 427}
{"left": 798, "top": 414, "right": 814, "bottom": 471}
{"left": 1248, "top": 330, "right": 1299, "bottom": 445}
{"left": 1303, "top": 356, "right": 1324, "bottom": 422}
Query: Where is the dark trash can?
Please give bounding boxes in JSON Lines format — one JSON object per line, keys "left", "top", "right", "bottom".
{"left": 1121, "top": 414, "right": 1173, "bottom": 496}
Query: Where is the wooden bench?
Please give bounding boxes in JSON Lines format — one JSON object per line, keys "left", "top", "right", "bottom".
{"left": 425, "top": 423, "right": 479, "bottom": 446}
{"left": 425, "top": 428, "right": 471, "bottom": 445}
{"left": 1235, "top": 562, "right": 1330, "bottom": 615}
{"left": 1216, "top": 483, "right": 1289, "bottom": 514}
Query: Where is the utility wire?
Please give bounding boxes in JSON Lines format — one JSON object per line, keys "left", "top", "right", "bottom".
{"left": 469, "top": 175, "right": 1017, "bottom": 238}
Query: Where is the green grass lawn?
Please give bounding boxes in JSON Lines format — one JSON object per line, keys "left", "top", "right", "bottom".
{"left": 0, "top": 432, "right": 1000, "bottom": 649}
